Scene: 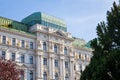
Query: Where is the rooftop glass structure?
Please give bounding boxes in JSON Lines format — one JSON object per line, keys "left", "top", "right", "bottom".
{"left": 0, "top": 16, "right": 28, "bottom": 32}
{"left": 22, "top": 12, "right": 67, "bottom": 32}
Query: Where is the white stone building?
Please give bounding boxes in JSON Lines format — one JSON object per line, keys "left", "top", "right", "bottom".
{"left": 0, "top": 12, "right": 92, "bottom": 80}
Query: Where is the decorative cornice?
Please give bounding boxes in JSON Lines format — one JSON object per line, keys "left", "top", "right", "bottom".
{"left": 73, "top": 46, "right": 93, "bottom": 52}
{"left": 0, "top": 27, "right": 36, "bottom": 39}
{"left": 35, "top": 29, "right": 74, "bottom": 41}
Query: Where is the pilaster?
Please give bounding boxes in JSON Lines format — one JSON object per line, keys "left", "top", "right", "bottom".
{"left": 40, "top": 55, "right": 43, "bottom": 79}
{"left": 24, "top": 69, "right": 27, "bottom": 80}
{"left": 36, "top": 55, "right": 41, "bottom": 80}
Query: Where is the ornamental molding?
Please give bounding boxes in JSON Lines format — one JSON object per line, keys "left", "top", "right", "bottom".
{"left": 36, "top": 29, "right": 74, "bottom": 41}
{"left": 0, "top": 27, "right": 36, "bottom": 39}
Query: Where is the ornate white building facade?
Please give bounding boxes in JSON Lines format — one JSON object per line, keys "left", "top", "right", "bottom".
{"left": 0, "top": 12, "right": 92, "bottom": 80}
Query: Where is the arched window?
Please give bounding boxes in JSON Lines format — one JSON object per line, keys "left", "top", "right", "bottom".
{"left": 43, "top": 72, "right": 47, "bottom": 80}
{"left": 43, "top": 42, "right": 47, "bottom": 51}
{"left": 30, "top": 71, "right": 33, "bottom": 80}
{"left": 55, "top": 73, "right": 58, "bottom": 80}
{"left": 65, "top": 74, "right": 68, "bottom": 80}
{"left": 54, "top": 44, "right": 57, "bottom": 53}
{"left": 64, "top": 47, "right": 67, "bottom": 55}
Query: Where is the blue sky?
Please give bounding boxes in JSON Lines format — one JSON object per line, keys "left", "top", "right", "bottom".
{"left": 0, "top": 0, "right": 118, "bottom": 42}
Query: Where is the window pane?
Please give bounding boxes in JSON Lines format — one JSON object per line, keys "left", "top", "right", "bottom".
{"left": 54, "top": 45, "right": 57, "bottom": 53}
{"left": 2, "top": 51, "right": 5, "bottom": 60}
{"left": 65, "top": 62, "right": 68, "bottom": 68}
{"left": 2, "top": 36, "right": 6, "bottom": 44}
{"left": 43, "top": 72, "right": 47, "bottom": 80}
{"left": 55, "top": 60, "right": 58, "bottom": 67}
{"left": 21, "top": 55, "right": 25, "bottom": 63}
{"left": 12, "top": 38, "right": 16, "bottom": 46}
{"left": 64, "top": 47, "right": 67, "bottom": 55}
{"left": 30, "top": 42, "right": 33, "bottom": 49}
{"left": 12, "top": 53, "right": 15, "bottom": 61}
{"left": 43, "top": 42, "right": 47, "bottom": 51}
{"left": 65, "top": 74, "right": 68, "bottom": 80}
{"left": 20, "top": 70, "right": 24, "bottom": 80}
{"left": 21, "top": 40, "right": 25, "bottom": 48}
{"left": 43, "top": 58, "right": 47, "bottom": 65}
{"left": 30, "top": 71, "right": 33, "bottom": 80}
{"left": 55, "top": 73, "right": 58, "bottom": 80}
{"left": 30, "top": 56, "right": 33, "bottom": 64}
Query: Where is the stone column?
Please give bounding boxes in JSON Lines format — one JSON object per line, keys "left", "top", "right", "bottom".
{"left": 36, "top": 55, "right": 40, "bottom": 80}
{"left": 60, "top": 59, "right": 65, "bottom": 80}
{"left": 52, "top": 57, "right": 55, "bottom": 79}
{"left": 40, "top": 55, "right": 43, "bottom": 80}
{"left": 63, "top": 59, "right": 65, "bottom": 80}
{"left": 60, "top": 59, "right": 62, "bottom": 80}
{"left": 69, "top": 61, "right": 74, "bottom": 80}
{"left": 0, "top": 35, "right": 1, "bottom": 44}
{"left": 24, "top": 69, "right": 27, "bottom": 80}
{"left": 6, "top": 49, "right": 10, "bottom": 60}
{"left": 48, "top": 56, "right": 52, "bottom": 79}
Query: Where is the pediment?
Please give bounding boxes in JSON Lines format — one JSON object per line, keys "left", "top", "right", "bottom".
{"left": 53, "top": 30, "right": 67, "bottom": 37}
{"left": 17, "top": 63, "right": 28, "bottom": 68}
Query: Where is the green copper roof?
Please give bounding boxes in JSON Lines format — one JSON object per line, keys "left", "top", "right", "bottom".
{"left": 0, "top": 16, "right": 28, "bottom": 32}
{"left": 85, "top": 40, "right": 92, "bottom": 48}
{"left": 72, "top": 37, "right": 92, "bottom": 50}
{"left": 72, "top": 37, "right": 86, "bottom": 47}
{"left": 22, "top": 12, "right": 67, "bottom": 32}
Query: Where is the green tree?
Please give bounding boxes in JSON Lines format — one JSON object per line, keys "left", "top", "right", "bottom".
{"left": 80, "top": 2, "right": 120, "bottom": 80}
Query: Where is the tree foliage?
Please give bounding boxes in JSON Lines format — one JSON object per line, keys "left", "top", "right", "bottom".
{"left": 0, "top": 59, "right": 20, "bottom": 80}
{"left": 80, "top": 2, "right": 120, "bottom": 80}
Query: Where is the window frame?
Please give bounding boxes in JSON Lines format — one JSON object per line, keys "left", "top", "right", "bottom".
{"left": 43, "top": 58, "right": 47, "bottom": 65}
{"left": 21, "top": 40, "right": 25, "bottom": 48}
{"left": 55, "top": 59, "right": 58, "bottom": 67}
{"left": 12, "top": 38, "right": 16, "bottom": 46}
{"left": 30, "top": 42, "right": 33, "bottom": 49}
{"left": 2, "top": 36, "right": 6, "bottom": 44}
{"left": 21, "top": 55, "right": 25, "bottom": 63}
{"left": 12, "top": 53, "right": 15, "bottom": 61}
{"left": 2, "top": 51, "right": 6, "bottom": 60}
{"left": 43, "top": 42, "right": 47, "bottom": 51}
{"left": 29, "top": 71, "right": 33, "bottom": 80}
{"left": 64, "top": 47, "right": 67, "bottom": 55}
{"left": 54, "top": 44, "right": 58, "bottom": 53}
{"left": 65, "top": 61, "right": 68, "bottom": 68}
{"left": 30, "top": 56, "right": 33, "bottom": 64}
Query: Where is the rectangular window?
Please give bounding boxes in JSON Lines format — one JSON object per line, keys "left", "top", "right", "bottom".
{"left": 85, "top": 54, "right": 87, "bottom": 60}
{"left": 79, "top": 53, "right": 81, "bottom": 59}
{"left": 12, "top": 53, "right": 15, "bottom": 61}
{"left": 21, "top": 40, "right": 25, "bottom": 48}
{"left": 30, "top": 71, "right": 33, "bottom": 80}
{"left": 12, "top": 38, "right": 16, "bottom": 46}
{"left": 30, "top": 56, "right": 33, "bottom": 64}
{"left": 55, "top": 60, "right": 58, "bottom": 67}
{"left": 65, "top": 61, "right": 68, "bottom": 68}
{"left": 21, "top": 55, "right": 25, "bottom": 63}
{"left": 2, "top": 36, "right": 6, "bottom": 44}
{"left": 2, "top": 51, "right": 5, "bottom": 60}
{"left": 20, "top": 70, "right": 24, "bottom": 80}
{"left": 30, "top": 42, "right": 33, "bottom": 49}
{"left": 43, "top": 58, "right": 47, "bottom": 65}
